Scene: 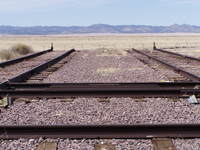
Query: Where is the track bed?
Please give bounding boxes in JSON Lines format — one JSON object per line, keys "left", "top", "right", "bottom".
{"left": 0, "top": 51, "right": 63, "bottom": 82}
{"left": 1, "top": 98, "right": 200, "bottom": 125}
{"left": 43, "top": 50, "right": 183, "bottom": 83}
{"left": 146, "top": 50, "right": 200, "bottom": 79}
{"left": 1, "top": 49, "right": 200, "bottom": 150}
{"left": 1, "top": 138, "right": 200, "bottom": 150}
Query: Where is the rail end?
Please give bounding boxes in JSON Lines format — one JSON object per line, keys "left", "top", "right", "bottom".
{"left": 51, "top": 43, "right": 54, "bottom": 51}
{"left": 153, "top": 42, "right": 157, "bottom": 50}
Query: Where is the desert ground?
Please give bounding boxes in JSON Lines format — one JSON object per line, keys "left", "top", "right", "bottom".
{"left": 0, "top": 34, "right": 200, "bottom": 52}
{"left": 2, "top": 34, "right": 200, "bottom": 149}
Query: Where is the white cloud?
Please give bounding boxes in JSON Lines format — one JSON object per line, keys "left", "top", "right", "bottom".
{"left": 0, "top": 0, "right": 118, "bottom": 12}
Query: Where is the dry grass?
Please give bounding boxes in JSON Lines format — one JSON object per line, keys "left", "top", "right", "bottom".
{"left": 0, "top": 34, "right": 200, "bottom": 51}
{"left": 168, "top": 48, "right": 200, "bottom": 57}
{"left": 0, "top": 34, "right": 200, "bottom": 60}
{"left": 0, "top": 43, "right": 33, "bottom": 61}
{"left": 11, "top": 43, "right": 33, "bottom": 55}
{"left": 0, "top": 50, "right": 14, "bottom": 60}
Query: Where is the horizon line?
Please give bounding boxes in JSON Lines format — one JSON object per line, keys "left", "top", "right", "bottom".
{"left": 0, "top": 24, "right": 199, "bottom": 27}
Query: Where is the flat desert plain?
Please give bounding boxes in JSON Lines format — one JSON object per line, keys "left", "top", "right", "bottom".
{"left": 0, "top": 34, "right": 200, "bottom": 54}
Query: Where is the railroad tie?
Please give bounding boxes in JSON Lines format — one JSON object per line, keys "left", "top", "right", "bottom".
{"left": 95, "top": 143, "right": 116, "bottom": 150}
{"left": 37, "top": 142, "right": 57, "bottom": 150}
{"left": 152, "top": 138, "right": 176, "bottom": 150}
{"left": 0, "top": 97, "right": 8, "bottom": 107}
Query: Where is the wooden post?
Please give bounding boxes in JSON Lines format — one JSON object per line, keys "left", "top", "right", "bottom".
{"left": 153, "top": 42, "right": 157, "bottom": 50}
{"left": 51, "top": 43, "right": 54, "bottom": 50}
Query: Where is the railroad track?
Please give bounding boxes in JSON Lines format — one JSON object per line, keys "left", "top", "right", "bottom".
{"left": 0, "top": 49, "right": 75, "bottom": 84}
{"left": 1, "top": 82, "right": 200, "bottom": 99}
{"left": 134, "top": 54, "right": 189, "bottom": 82}
{"left": 0, "top": 48, "right": 52, "bottom": 68}
{"left": 0, "top": 49, "right": 76, "bottom": 105}
{"left": 1, "top": 48, "right": 200, "bottom": 105}
{"left": 156, "top": 48, "right": 200, "bottom": 62}
{"left": 131, "top": 49, "right": 200, "bottom": 82}
{"left": 1, "top": 124, "right": 200, "bottom": 139}
{"left": 4, "top": 82, "right": 200, "bottom": 89}
{"left": 152, "top": 49, "right": 200, "bottom": 80}
{"left": 0, "top": 49, "right": 63, "bottom": 83}
{"left": 7, "top": 49, "right": 75, "bottom": 83}
{"left": 1, "top": 48, "right": 200, "bottom": 150}
{"left": 0, "top": 124, "right": 199, "bottom": 150}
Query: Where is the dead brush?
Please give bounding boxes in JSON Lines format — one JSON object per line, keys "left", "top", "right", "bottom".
{"left": 10, "top": 43, "right": 33, "bottom": 55}
{"left": 0, "top": 44, "right": 33, "bottom": 61}
{"left": 0, "top": 50, "right": 14, "bottom": 61}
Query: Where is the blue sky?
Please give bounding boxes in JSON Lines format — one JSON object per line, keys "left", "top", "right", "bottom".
{"left": 0, "top": 0, "right": 199, "bottom": 26}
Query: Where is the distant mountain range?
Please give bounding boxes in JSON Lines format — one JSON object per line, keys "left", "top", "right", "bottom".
{"left": 1, "top": 24, "right": 200, "bottom": 35}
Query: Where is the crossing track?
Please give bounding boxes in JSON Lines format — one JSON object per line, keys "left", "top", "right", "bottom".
{"left": 0, "top": 49, "right": 75, "bottom": 86}
{"left": 1, "top": 49, "right": 200, "bottom": 104}
{"left": 155, "top": 48, "right": 200, "bottom": 62}
{"left": 1, "top": 82, "right": 200, "bottom": 98}
{"left": 0, "top": 48, "right": 52, "bottom": 68}
{"left": 1, "top": 124, "right": 200, "bottom": 139}
{"left": 131, "top": 49, "right": 200, "bottom": 82}
{"left": 4, "top": 82, "right": 200, "bottom": 89}
{"left": 1, "top": 48, "right": 200, "bottom": 150}
{"left": 0, "top": 49, "right": 76, "bottom": 105}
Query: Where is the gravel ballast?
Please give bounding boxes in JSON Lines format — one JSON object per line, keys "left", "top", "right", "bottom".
{"left": 2, "top": 138, "right": 200, "bottom": 150}
{"left": 43, "top": 50, "right": 175, "bottom": 83}
{"left": 0, "top": 51, "right": 63, "bottom": 82}
{"left": 1, "top": 49, "right": 200, "bottom": 149}
{"left": 0, "top": 98, "right": 199, "bottom": 125}
{"left": 173, "top": 139, "right": 200, "bottom": 150}
{"left": 0, "top": 139, "right": 153, "bottom": 150}
{"left": 144, "top": 50, "right": 200, "bottom": 78}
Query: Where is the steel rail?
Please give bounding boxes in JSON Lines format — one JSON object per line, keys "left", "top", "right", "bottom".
{"left": 156, "top": 48, "right": 200, "bottom": 62}
{"left": 0, "top": 48, "right": 53, "bottom": 68}
{"left": 132, "top": 49, "right": 200, "bottom": 82}
{"left": 0, "top": 87, "right": 200, "bottom": 98}
{"left": 1, "top": 124, "right": 200, "bottom": 139}
{"left": 2, "top": 82, "right": 200, "bottom": 89}
{"left": 3, "top": 49, "right": 75, "bottom": 84}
